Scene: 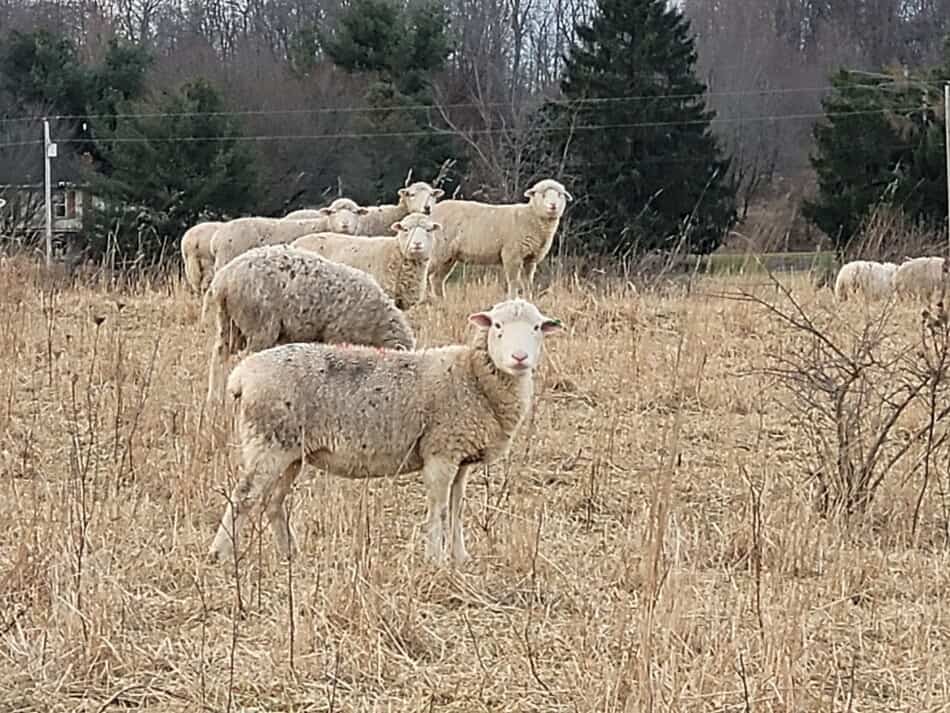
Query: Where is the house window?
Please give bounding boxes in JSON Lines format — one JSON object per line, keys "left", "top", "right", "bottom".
{"left": 52, "top": 192, "right": 67, "bottom": 219}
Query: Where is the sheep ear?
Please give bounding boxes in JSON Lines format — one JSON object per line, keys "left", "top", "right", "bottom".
{"left": 428, "top": 221, "right": 442, "bottom": 232}
{"left": 355, "top": 207, "right": 370, "bottom": 215}
{"left": 469, "top": 312, "right": 493, "bottom": 329}
{"left": 317, "top": 207, "right": 333, "bottom": 216}
{"left": 563, "top": 190, "right": 574, "bottom": 202}
{"left": 540, "top": 318, "right": 564, "bottom": 334}
{"left": 398, "top": 188, "right": 408, "bottom": 197}
{"left": 432, "top": 188, "right": 444, "bottom": 199}
{"left": 390, "top": 221, "right": 405, "bottom": 233}
{"left": 523, "top": 188, "right": 535, "bottom": 198}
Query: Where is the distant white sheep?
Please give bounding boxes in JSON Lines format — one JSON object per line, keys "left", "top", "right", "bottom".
{"left": 833, "top": 260, "right": 899, "bottom": 301}
{"left": 205, "top": 244, "right": 415, "bottom": 404}
{"left": 208, "top": 298, "right": 564, "bottom": 565}
{"left": 181, "top": 221, "right": 222, "bottom": 293}
{"left": 893, "top": 256, "right": 948, "bottom": 300}
{"left": 210, "top": 198, "right": 367, "bottom": 274}
{"left": 356, "top": 181, "right": 444, "bottom": 236}
{"left": 292, "top": 212, "right": 439, "bottom": 309}
{"left": 427, "top": 178, "right": 573, "bottom": 300}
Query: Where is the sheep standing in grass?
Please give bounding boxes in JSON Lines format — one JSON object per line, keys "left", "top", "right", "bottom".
{"left": 181, "top": 221, "right": 222, "bottom": 293}
{"left": 427, "top": 178, "right": 573, "bottom": 300}
{"left": 292, "top": 212, "right": 439, "bottom": 309}
{"left": 210, "top": 198, "right": 367, "bottom": 273}
{"left": 283, "top": 200, "right": 363, "bottom": 221}
{"left": 208, "top": 298, "right": 563, "bottom": 565}
{"left": 356, "top": 181, "right": 444, "bottom": 236}
{"left": 833, "top": 260, "right": 899, "bottom": 301}
{"left": 893, "top": 256, "right": 948, "bottom": 300}
{"left": 205, "top": 244, "right": 414, "bottom": 404}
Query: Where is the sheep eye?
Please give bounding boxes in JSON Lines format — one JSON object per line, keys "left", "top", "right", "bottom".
{"left": 533, "top": 324, "right": 540, "bottom": 331}
{"left": 493, "top": 322, "right": 501, "bottom": 329}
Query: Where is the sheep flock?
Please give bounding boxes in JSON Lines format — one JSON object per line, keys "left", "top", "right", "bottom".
{"left": 179, "top": 173, "right": 573, "bottom": 565}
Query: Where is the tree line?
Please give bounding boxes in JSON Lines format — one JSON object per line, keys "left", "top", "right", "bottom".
{"left": 1, "top": 0, "right": 949, "bottom": 264}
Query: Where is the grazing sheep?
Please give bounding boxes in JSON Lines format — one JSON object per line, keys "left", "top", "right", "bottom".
{"left": 834, "top": 260, "right": 899, "bottom": 301}
{"left": 292, "top": 212, "right": 439, "bottom": 309}
{"left": 427, "top": 178, "right": 573, "bottom": 300}
{"left": 356, "top": 181, "right": 444, "bottom": 236}
{"left": 181, "top": 221, "right": 222, "bottom": 293}
{"left": 211, "top": 198, "right": 368, "bottom": 274}
{"left": 208, "top": 298, "right": 563, "bottom": 565}
{"left": 893, "top": 256, "right": 948, "bottom": 300}
{"left": 205, "top": 244, "right": 415, "bottom": 404}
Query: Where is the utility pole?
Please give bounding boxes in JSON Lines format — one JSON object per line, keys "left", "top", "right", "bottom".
{"left": 945, "top": 83, "right": 950, "bottom": 257}
{"left": 43, "top": 117, "right": 57, "bottom": 268}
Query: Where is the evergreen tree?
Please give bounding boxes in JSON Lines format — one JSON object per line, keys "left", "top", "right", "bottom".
{"left": 87, "top": 79, "right": 257, "bottom": 261}
{"left": 803, "top": 64, "right": 947, "bottom": 252}
{"left": 321, "top": 0, "right": 461, "bottom": 202}
{"left": 540, "top": 0, "right": 736, "bottom": 255}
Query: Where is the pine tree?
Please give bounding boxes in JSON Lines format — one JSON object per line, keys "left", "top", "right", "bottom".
{"left": 541, "top": 0, "right": 736, "bottom": 255}
{"left": 803, "top": 65, "right": 947, "bottom": 252}
{"left": 87, "top": 79, "right": 258, "bottom": 262}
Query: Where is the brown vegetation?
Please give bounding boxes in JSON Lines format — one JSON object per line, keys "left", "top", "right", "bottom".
{"left": 2, "top": 257, "right": 950, "bottom": 710}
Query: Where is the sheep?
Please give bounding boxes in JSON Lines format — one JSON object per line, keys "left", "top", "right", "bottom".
{"left": 356, "top": 181, "right": 444, "bottom": 236}
{"left": 210, "top": 198, "right": 368, "bottom": 274}
{"left": 833, "top": 260, "right": 899, "bottom": 301}
{"left": 426, "top": 178, "right": 573, "bottom": 300}
{"left": 207, "top": 298, "right": 563, "bottom": 565}
{"left": 291, "top": 212, "right": 440, "bottom": 310}
{"left": 283, "top": 199, "right": 364, "bottom": 221}
{"left": 181, "top": 221, "right": 223, "bottom": 293}
{"left": 893, "top": 256, "right": 949, "bottom": 301}
{"left": 205, "top": 244, "right": 415, "bottom": 405}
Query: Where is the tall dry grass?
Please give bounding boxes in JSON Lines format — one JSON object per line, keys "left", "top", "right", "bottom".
{"left": 1, "top": 256, "right": 950, "bottom": 711}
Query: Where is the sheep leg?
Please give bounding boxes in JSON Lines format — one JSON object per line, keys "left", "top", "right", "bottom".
{"left": 264, "top": 460, "right": 304, "bottom": 560}
{"left": 421, "top": 457, "right": 458, "bottom": 564}
{"left": 447, "top": 465, "right": 471, "bottom": 564}
{"left": 209, "top": 443, "right": 295, "bottom": 562}
{"left": 428, "top": 260, "right": 455, "bottom": 300}
{"left": 501, "top": 255, "right": 523, "bottom": 299}
{"left": 523, "top": 259, "right": 539, "bottom": 300}
{"left": 205, "top": 332, "right": 229, "bottom": 405}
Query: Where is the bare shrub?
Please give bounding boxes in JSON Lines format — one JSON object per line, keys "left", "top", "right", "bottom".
{"left": 736, "top": 273, "right": 950, "bottom": 521}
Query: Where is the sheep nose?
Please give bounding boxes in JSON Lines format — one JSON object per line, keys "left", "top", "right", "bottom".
{"left": 512, "top": 350, "right": 528, "bottom": 363}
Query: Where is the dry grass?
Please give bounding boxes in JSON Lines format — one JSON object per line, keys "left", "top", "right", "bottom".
{"left": 2, "top": 256, "right": 950, "bottom": 712}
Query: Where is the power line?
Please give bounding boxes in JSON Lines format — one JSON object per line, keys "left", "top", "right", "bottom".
{"left": 0, "top": 104, "right": 934, "bottom": 150}
{"left": 0, "top": 79, "right": 946, "bottom": 126}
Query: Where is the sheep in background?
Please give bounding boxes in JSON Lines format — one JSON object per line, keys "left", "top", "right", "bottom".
{"left": 292, "top": 212, "right": 439, "bottom": 309}
{"left": 427, "top": 178, "right": 573, "bottom": 300}
{"left": 893, "top": 256, "right": 948, "bottom": 300}
{"left": 180, "top": 221, "right": 222, "bottom": 293}
{"left": 834, "top": 260, "right": 899, "bottom": 301}
{"left": 207, "top": 298, "right": 564, "bottom": 565}
{"left": 204, "top": 244, "right": 414, "bottom": 404}
{"left": 283, "top": 199, "right": 366, "bottom": 222}
{"left": 210, "top": 198, "right": 366, "bottom": 274}
{"left": 356, "top": 181, "right": 444, "bottom": 236}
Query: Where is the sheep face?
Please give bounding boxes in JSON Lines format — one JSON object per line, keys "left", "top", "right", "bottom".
{"left": 398, "top": 182, "right": 445, "bottom": 215}
{"left": 469, "top": 299, "right": 563, "bottom": 377}
{"left": 320, "top": 200, "right": 368, "bottom": 235}
{"left": 524, "top": 179, "right": 573, "bottom": 221}
{"left": 392, "top": 212, "right": 439, "bottom": 262}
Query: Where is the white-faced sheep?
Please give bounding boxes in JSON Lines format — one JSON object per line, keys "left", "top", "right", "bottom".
{"left": 181, "top": 221, "right": 222, "bottom": 293}
{"left": 833, "top": 260, "right": 899, "bottom": 301}
{"left": 291, "top": 212, "right": 439, "bottom": 310}
{"left": 208, "top": 298, "right": 563, "bottom": 565}
{"left": 210, "top": 198, "right": 368, "bottom": 274}
{"left": 282, "top": 199, "right": 364, "bottom": 221}
{"left": 893, "top": 256, "right": 948, "bottom": 300}
{"left": 205, "top": 244, "right": 415, "bottom": 405}
{"left": 427, "top": 178, "right": 573, "bottom": 300}
{"left": 356, "top": 181, "right": 444, "bottom": 236}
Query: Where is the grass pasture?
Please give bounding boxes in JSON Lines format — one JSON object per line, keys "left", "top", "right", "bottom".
{"left": 1, "top": 256, "right": 949, "bottom": 711}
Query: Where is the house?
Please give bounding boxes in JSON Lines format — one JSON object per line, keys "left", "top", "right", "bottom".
{"left": 0, "top": 181, "right": 91, "bottom": 237}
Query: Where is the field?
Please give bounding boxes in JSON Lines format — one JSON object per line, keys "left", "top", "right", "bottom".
{"left": 2, "top": 256, "right": 950, "bottom": 712}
